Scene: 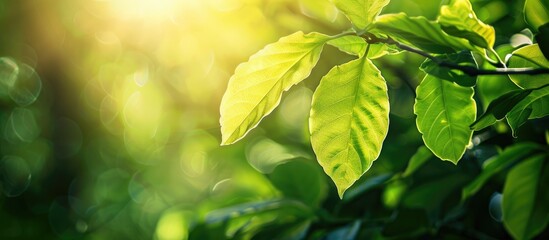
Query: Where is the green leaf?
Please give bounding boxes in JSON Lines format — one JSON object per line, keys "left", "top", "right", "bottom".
{"left": 309, "top": 57, "right": 389, "bottom": 198}
{"left": 374, "top": 13, "right": 480, "bottom": 53}
{"left": 536, "top": 23, "right": 549, "bottom": 59}
{"left": 420, "top": 51, "right": 477, "bottom": 87}
{"left": 332, "top": 0, "right": 390, "bottom": 30}
{"left": 402, "top": 145, "right": 433, "bottom": 177}
{"left": 327, "top": 35, "right": 399, "bottom": 59}
{"left": 470, "top": 89, "right": 533, "bottom": 131}
{"left": 220, "top": 31, "right": 329, "bottom": 145}
{"left": 506, "top": 84, "right": 549, "bottom": 137}
{"left": 268, "top": 159, "right": 327, "bottom": 206}
{"left": 461, "top": 143, "right": 542, "bottom": 200}
{"left": 508, "top": 44, "right": 549, "bottom": 89}
{"left": 414, "top": 75, "right": 476, "bottom": 163}
{"left": 438, "top": 0, "right": 496, "bottom": 49}
{"left": 503, "top": 154, "right": 549, "bottom": 240}
{"left": 524, "top": 0, "right": 549, "bottom": 31}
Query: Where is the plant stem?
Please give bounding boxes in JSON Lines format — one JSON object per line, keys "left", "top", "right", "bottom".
{"left": 361, "top": 33, "right": 549, "bottom": 76}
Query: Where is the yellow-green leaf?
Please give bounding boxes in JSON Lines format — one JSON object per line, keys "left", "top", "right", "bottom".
{"left": 220, "top": 31, "right": 329, "bottom": 145}
{"left": 414, "top": 75, "right": 476, "bottom": 163}
{"left": 508, "top": 44, "right": 549, "bottom": 89}
{"left": 310, "top": 57, "right": 389, "bottom": 198}
{"left": 438, "top": 0, "right": 496, "bottom": 49}
{"left": 374, "top": 13, "right": 480, "bottom": 54}
{"left": 524, "top": 0, "right": 549, "bottom": 31}
{"left": 332, "top": 0, "right": 390, "bottom": 30}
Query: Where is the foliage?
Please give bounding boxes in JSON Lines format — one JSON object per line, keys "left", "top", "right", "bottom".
{"left": 0, "top": 0, "right": 548, "bottom": 239}
{"left": 218, "top": 0, "right": 549, "bottom": 239}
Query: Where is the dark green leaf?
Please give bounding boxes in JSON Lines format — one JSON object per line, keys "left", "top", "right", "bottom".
{"left": 503, "top": 154, "right": 549, "bottom": 240}
{"left": 402, "top": 145, "right": 433, "bottom": 177}
{"left": 268, "top": 159, "right": 327, "bottom": 206}
{"left": 420, "top": 51, "right": 477, "bottom": 87}
{"left": 506, "top": 84, "right": 549, "bottom": 136}
{"left": 524, "top": 0, "right": 549, "bottom": 31}
{"left": 535, "top": 23, "right": 549, "bottom": 59}
{"left": 462, "top": 143, "right": 542, "bottom": 200}
{"left": 471, "top": 89, "right": 533, "bottom": 131}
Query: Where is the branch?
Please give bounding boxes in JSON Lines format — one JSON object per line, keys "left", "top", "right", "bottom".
{"left": 361, "top": 33, "right": 549, "bottom": 77}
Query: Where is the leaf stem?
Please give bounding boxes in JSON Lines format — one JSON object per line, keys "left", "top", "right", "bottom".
{"left": 361, "top": 33, "right": 549, "bottom": 76}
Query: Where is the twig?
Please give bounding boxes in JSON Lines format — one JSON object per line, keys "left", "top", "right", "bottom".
{"left": 361, "top": 33, "right": 549, "bottom": 77}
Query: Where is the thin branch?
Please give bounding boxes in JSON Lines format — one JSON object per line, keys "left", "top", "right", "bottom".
{"left": 361, "top": 33, "right": 549, "bottom": 77}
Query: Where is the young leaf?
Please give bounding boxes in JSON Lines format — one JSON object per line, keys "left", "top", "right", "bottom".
{"left": 327, "top": 35, "right": 398, "bottom": 59}
{"left": 506, "top": 84, "right": 549, "bottom": 137}
{"left": 220, "top": 32, "right": 329, "bottom": 145}
{"left": 438, "top": 0, "right": 496, "bottom": 49}
{"left": 332, "top": 0, "right": 390, "bottom": 30}
{"left": 470, "top": 89, "right": 533, "bottom": 131}
{"left": 414, "top": 75, "right": 476, "bottom": 163}
{"left": 524, "top": 0, "right": 549, "bottom": 31}
{"left": 507, "top": 44, "right": 549, "bottom": 89}
{"left": 503, "top": 154, "right": 549, "bottom": 240}
{"left": 373, "top": 13, "right": 480, "bottom": 53}
{"left": 420, "top": 51, "right": 477, "bottom": 87}
{"left": 461, "top": 143, "right": 542, "bottom": 200}
{"left": 309, "top": 57, "right": 389, "bottom": 198}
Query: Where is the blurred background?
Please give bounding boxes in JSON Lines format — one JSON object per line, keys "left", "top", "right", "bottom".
{"left": 0, "top": 0, "right": 530, "bottom": 239}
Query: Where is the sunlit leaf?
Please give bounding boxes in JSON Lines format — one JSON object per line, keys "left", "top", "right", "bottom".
{"left": 462, "top": 143, "right": 542, "bottom": 200}
{"left": 507, "top": 44, "right": 549, "bottom": 89}
{"left": 438, "top": 0, "right": 496, "bottom": 49}
{"left": 310, "top": 57, "right": 389, "bottom": 198}
{"left": 506, "top": 84, "right": 549, "bottom": 137}
{"left": 524, "top": 0, "right": 549, "bottom": 31}
{"left": 374, "top": 13, "right": 480, "bottom": 53}
{"left": 402, "top": 145, "right": 433, "bottom": 177}
{"left": 332, "top": 0, "right": 390, "bottom": 30}
{"left": 414, "top": 75, "right": 476, "bottom": 163}
{"left": 471, "top": 89, "right": 533, "bottom": 131}
{"left": 220, "top": 31, "right": 329, "bottom": 145}
{"left": 420, "top": 51, "right": 477, "bottom": 87}
{"left": 327, "top": 35, "right": 399, "bottom": 59}
{"left": 503, "top": 154, "right": 549, "bottom": 240}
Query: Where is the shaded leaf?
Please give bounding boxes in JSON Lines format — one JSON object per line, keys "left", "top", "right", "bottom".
{"left": 326, "top": 220, "right": 361, "bottom": 240}
{"left": 332, "top": 0, "right": 390, "bottom": 30}
{"left": 268, "top": 159, "right": 327, "bottom": 206}
{"left": 524, "top": 0, "right": 549, "bottom": 31}
{"left": 220, "top": 31, "right": 329, "bottom": 145}
{"left": 506, "top": 84, "right": 549, "bottom": 137}
{"left": 420, "top": 51, "right": 477, "bottom": 87}
{"left": 402, "top": 145, "right": 433, "bottom": 177}
{"left": 461, "top": 143, "right": 542, "bottom": 200}
{"left": 507, "top": 44, "right": 549, "bottom": 89}
{"left": 536, "top": 23, "right": 549, "bottom": 59}
{"left": 374, "top": 13, "right": 480, "bottom": 53}
{"left": 438, "top": 0, "right": 496, "bottom": 49}
{"left": 414, "top": 75, "right": 476, "bottom": 163}
{"left": 471, "top": 89, "right": 533, "bottom": 131}
{"left": 327, "top": 35, "right": 399, "bottom": 59}
{"left": 310, "top": 57, "right": 389, "bottom": 198}
{"left": 503, "top": 154, "right": 549, "bottom": 240}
